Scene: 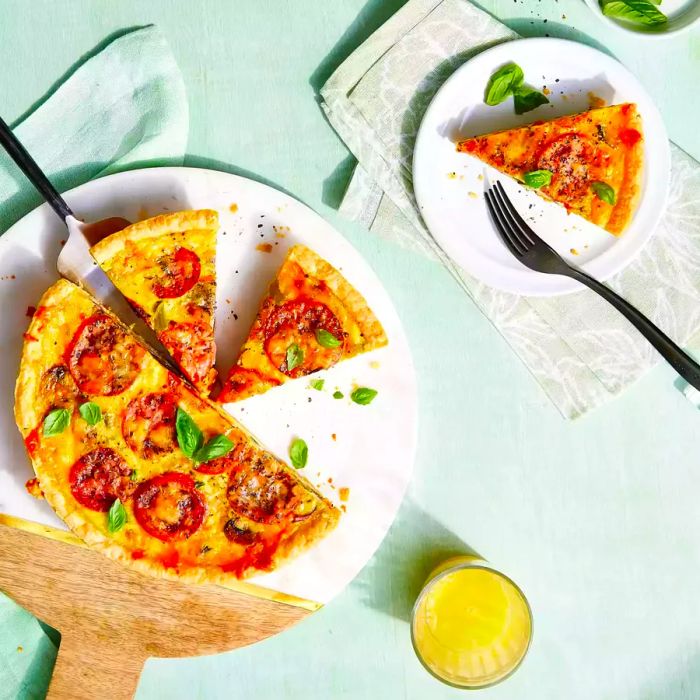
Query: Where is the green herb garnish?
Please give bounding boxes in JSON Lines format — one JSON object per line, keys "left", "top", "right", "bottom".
{"left": 600, "top": 0, "right": 667, "bottom": 26}
{"left": 513, "top": 85, "right": 549, "bottom": 115}
{"left": 107, "top": 499, "right": 127, "bottom": 533}
{"left": 310, "top": 378, "right": 325, "bottom": 391}
{"left": 591, "top": 181, "right": 616, "bottom": 205}
{"left": 176, "top": 407, "right": 203, "bottom": 458}
{"left": 333, "top": 391, "right": 344, "bottom": 399}
{"left": 43, "top": 408, "right": 70, "bottom": 437}
{"left": 193, "top": 434, "right": 234, "bottom": 464}
{"left": 289, "top": 438, "right": 308, "bottom": 469}
{"left": 350, "top": 387, "right": 378, "bottom": 406}
{"left": 78, "top": 401, "right": 102, "bottom": 426}
{"left": 523, "top": 170, "right": 553, "bottom": 189}
{"left": 484, "top": 63, "right": 524, "bottom": 106}
{"left": 130, "top": 470, "right": 138, "bottom": 482}
{"left": 315, "top": 328, "right": 342, "bottom": 348}
{"left": 286, "top": 343, "right": 304, "bottom": 372}
{"left": 176, "top": 408, "right": 233, "bottom": 464}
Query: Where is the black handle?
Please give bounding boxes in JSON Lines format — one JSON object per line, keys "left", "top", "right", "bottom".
{"left": 568, "top": 267, "right": 700, "bottom": 391}
{"left": 0, "top": 115, "right": 73, "bottom": 221}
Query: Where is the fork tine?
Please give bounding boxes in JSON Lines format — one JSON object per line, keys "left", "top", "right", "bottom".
{"left": 485, "top": 190, "right": 527, "bottom": 256}
{"left": 494, "top": 181, "right": 536, "bottom": 246}
{"left": 487, "top": 186, "right": 533, "bottom": 253}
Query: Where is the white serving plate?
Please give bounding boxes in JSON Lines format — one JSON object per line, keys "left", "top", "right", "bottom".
{"left": 0, "top": 166, "right": 417, "bottom": 605}
{"left": 413, "top": 37, "right": 671, "bottom": 296}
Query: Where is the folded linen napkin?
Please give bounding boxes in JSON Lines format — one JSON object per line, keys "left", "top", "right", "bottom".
{"left": 320, "top": 0, "right": 700, "bottom": 419}
{"left": 0, "top": 25, "right": 188, "bottom": 698}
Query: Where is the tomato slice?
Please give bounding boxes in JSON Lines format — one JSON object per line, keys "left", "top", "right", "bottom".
{"left": 133, "top": 472, "right": 205, "bottom": 542}
{"left": 535, "top": 132, "right": 596, "bottom": 200}
{"left": 619, "top": 128, "right": 641, "bottom": 147}
{"left": 42, "top": 364, "right": 78, "bottom": 408}
{"left": 152, "top": 247, "right": 201, "bottom": 299}
{"left": 261, "top": 298, "right": 344, "bottom": 378}
{"left": 223, "top": 517, "right": 261, "bottom": 545}
{"left": 158, "top": 320, "right": 215, "bottom": 390}
{"left": 122, "top": 392, "right": 178, "bottom": 459}
{"left": 66, "top": 314, "right": 145, "bottom": 396}
{"left": 69, "top": 447, "right": 133, "bottom": 512}
{"left": 227, "top": 447, "right": 299, "bottom": 524}
{"left": 194, "top": 453, "right": 235, "bottom": 475}
{"left": 218, "top": 367, "right": 280, "bottom": 403}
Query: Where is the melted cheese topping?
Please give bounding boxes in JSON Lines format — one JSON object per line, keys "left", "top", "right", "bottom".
{"left": 457, "top": 104, "right": 643, "bottom": 236}
{"left": 15, "top": 280, "right": 338, "bottom": 580}
{"left": 220, "top": 245, "right": 387, "bottom": 402}
{"left": 93, "top": 211, "right": 218, "bottom": 393}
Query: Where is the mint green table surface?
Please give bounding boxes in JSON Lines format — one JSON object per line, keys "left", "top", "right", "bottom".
{"left": 1, "top": 2, "right": 700, "bottom": 699}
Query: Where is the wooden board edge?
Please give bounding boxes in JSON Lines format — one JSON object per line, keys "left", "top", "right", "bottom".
{"left": 0, "top": 513, "right": 322, "bottom": 612}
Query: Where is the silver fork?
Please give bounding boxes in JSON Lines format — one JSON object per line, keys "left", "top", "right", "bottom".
{"left": 485, "top": 180, "right": 700, "bottom": 391}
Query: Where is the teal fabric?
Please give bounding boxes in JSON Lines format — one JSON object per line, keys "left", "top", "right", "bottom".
{"left": 0, "top": 25, "right": 187, "bottom": 700}
{"left": 0, "top": 24, "right": 188, "bottom": 235}
{"left": 0, "top": 594, "right": 57, "bottom": 700}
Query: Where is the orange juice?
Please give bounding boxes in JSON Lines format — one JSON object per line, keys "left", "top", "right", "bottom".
{"left": 411, "top": 556, "right": 532, "bottom": 688}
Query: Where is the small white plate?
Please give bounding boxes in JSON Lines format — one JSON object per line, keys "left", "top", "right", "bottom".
{"left": 584, "top": 0, "right": 700, "bottom": 38}
{"left": 0, "top": 167, "right": 417, "bottom": 605}
{"left": 413, "top": 38, "right": 671, "bottom": 296}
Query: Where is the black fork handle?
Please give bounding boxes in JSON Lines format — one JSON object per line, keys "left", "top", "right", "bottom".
{"left": 0, "top": 115, "right": 73, "bottom": 222}
{"left": 566, "top": 267, "right": 700, "bottom": 391}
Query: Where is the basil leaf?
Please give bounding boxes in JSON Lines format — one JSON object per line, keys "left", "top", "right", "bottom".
{"left": 153, "top": 302, "right": 168, "bottom": 332}
{"left": 484, "top": 63, "right": 524, "bottom": 106}
{"left": 513, "top": 86, "right": 549, "bottom": 115}
{"left": 107, "top": 499, "right": 127, "bottom": 533}
{"left": 176, "top": 408, "right": 203, "bottom": 458}
{"left": 194, "top": 434, "right": 234, "bottom": 464}
{"left": 350, "top": 387, "right": 378, "bottom": 406}
{"left": 286, "top": 343, "right": 304, "bottom": 372}
{"left": 43, "top": 408, "right": 70, "bottom": 437}
{"left": 600, "top": 0, "right": 667, "bottom": 25}
{"left": 333, "top": 391, "right": 344, "bottom": 399}
{"left": 315, "top": 328, "right": 342, "bottom": 348}
{"left": 78, "top": 401, "right": 102, "bottom": 426}
{"left": 591, "top": 181, "right": 617, "bottom": 205}
{"left": 310, "top": 378, "right": 325, "bottom": 391}
{"left": 523, "top": 170, "right": 553, "bottom": 189}
{"left": 289, "top": 438, "right": 308, "bottom": 469}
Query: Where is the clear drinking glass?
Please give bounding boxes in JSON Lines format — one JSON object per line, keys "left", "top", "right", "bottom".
{"left": 411, "top": 555, "right": 533, "bottom": 689}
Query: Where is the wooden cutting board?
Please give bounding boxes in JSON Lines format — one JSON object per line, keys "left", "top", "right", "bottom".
{"left": 0, "top": 520, "right": 312, "bottom": 700}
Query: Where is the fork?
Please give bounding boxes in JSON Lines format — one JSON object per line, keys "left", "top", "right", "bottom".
{"left": 485, "top": 181, "right": 700, "bottom": 391}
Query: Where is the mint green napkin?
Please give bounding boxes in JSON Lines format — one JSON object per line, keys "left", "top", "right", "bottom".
{"left": 0, "top": 25, "right": 188, "bottom": 699}
{"left": 0, "top": 25, "right": 188, "bottom": 234}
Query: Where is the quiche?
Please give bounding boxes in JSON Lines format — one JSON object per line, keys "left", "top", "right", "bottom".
{"left": 15, "top": 280, "right": 339, "bottom": 583}
{"left": 457, "top": 103, "right": 644, "bottom": 235}
{"left": 91, "top": 210, "right": 219, "bottom": 395}
{"left": 218, "top": 245, "right": 387, "bottom": 403}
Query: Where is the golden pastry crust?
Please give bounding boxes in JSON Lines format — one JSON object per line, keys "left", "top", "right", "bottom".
{"left": 15, "top": 280, "right": 339, "bottom": 583}
{"left": 91, "top": 210, "right": 220, "bottom": 394}
{"left": 457, "top": 103, "right": 644, "bottom": 236}
{"left": 218, "top": 245, "right": 388, "bottom": 403}
{"left": 91, "top": 210, "right": 219, "bottom": 262}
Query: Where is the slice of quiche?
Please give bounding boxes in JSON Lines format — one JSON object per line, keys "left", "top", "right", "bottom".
{"left": 218, "top": 245, "right": 388, "bottom": 403}
{"left": 15, "top": 279, "right": 339, "bottom": 583}
{"left": 91, "top": 210, "right": 219, "bottom": 395}
{"left": 457, "top": 103, "right": 644, "bottom": 236}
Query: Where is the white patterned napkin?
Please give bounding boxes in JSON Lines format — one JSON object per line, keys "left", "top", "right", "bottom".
{"left": 320, "top": 0, "right": 700, "bottom": 419}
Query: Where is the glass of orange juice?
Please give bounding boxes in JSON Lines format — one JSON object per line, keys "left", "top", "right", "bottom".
{"left": 411, "top": 555, "right": 533, "bottom": 689}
